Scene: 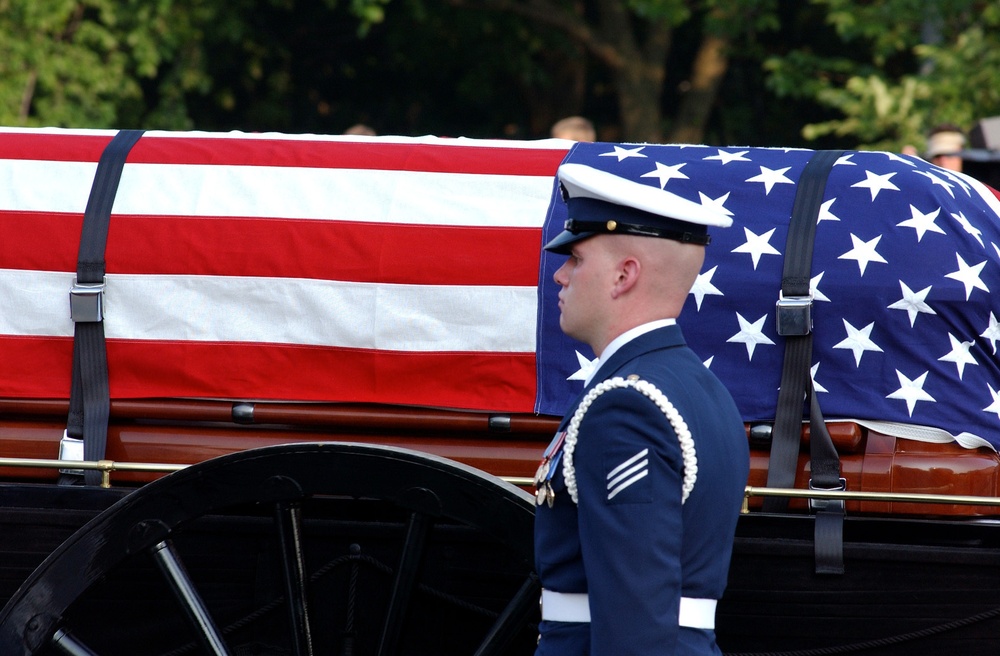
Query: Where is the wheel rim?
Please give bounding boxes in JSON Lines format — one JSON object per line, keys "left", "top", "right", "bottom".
{"left": 0, "top": 442, "right": 539, "bottom": 656}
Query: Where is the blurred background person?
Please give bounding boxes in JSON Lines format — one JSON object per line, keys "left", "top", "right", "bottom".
{"left": 551, "top": 116, "right": 596, "bottom": 142}
{"left": 343, "top": 123, "right": 377, "bottom": 136}
{"left": 925, "top": 123, "right": 966, "bottom": 172}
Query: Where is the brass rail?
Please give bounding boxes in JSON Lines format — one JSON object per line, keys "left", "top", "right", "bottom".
{"left": 743, "top": 485, "right": 1000, "bottom": 513}
{"left": 5, "top": 455, "right": 1000, "bottom": 513}
{"left": 0, "top": 457, "right": 187, "bottom": 488}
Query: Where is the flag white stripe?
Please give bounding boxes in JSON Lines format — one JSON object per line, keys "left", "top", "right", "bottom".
{"left": 0, "top": 160, "right": 97, "bottom": 214}
{"left": 1, "top": 269, "right": 537, "bottom": 351}
{"left": 607, "top": 470, "right": 648, "bottom": 500}
{"left": 0, "top": 160, "right": 554, "bottom": 227}
{"left": 607, "top": 448, "right": 649, "bottom": 479}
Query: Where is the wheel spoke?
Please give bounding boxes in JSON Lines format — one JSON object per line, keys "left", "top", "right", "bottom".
{"left": 51, "top": 629, "right": 100, "bottom": 656}
{"left": 151, "top": 540, "right": 232, "bottom": 656}
{"left": 472, "top": 575, "right": 540, "bottom": 656}
{"left": 376, "top": 510, "right": 432, "bottom": 656}
{"left": 274, "top": 500, "right": 314, "bottom": 656}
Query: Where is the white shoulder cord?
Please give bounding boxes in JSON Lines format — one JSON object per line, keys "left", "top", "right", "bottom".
{"left": 563, "top": 376, "right": 698, "bottom": 505}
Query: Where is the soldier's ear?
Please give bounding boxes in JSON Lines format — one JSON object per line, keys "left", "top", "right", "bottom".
{"left": 611, "top": 256, "right": 640, "bottom": 299}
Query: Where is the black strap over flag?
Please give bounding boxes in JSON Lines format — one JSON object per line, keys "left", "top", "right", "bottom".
{"left": 65, "top": 129, "right": 145, "bottom": 486}
{"left": 763, "top": 149, "right": 846, "bottom": 574}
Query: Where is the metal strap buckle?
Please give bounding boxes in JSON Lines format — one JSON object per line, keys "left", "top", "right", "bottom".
{"left": 809, "top": 477, "right": 847, "bottom": 513}
{"left": 776, "top": 292, "right": 812, "bottom": 336}
{"left": 70, "top": 278, "right": 105, "bottom": 323}
{"left": 58, "top": 431, "right": 85, "bottom": 475}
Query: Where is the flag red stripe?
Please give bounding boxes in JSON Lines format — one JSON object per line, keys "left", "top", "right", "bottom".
{"left": 0, "top": 211, "right": 542, "bottom": 285}
{"left": 0, "top": 132, "right": 569, "bottom": 176}
{"left": 0, "top": 336, "right": 538, "bottom": 411}
{"left": 0, "top": 133, "right": 114, "bottom": 162}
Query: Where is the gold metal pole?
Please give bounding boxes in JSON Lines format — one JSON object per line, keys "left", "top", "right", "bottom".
{"left": 0, "top": 457, "right": 187, "bottom": 488}
{"left": 743, "top": 485, "right": 1000, "bottom": 513}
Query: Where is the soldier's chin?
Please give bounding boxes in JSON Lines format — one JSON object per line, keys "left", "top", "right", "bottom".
{"left": 558, "top": 315, "right": 579, "bottom": 340}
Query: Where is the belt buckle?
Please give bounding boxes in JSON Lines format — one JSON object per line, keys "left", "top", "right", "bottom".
{"left": 809, "top": 477, "right": 846, "bottom": 512}
{"left": 70, "top": 278, "right": 106, "bottom": 323}
{"left": 776, "top": 293, "right": 812, "bottom": 336}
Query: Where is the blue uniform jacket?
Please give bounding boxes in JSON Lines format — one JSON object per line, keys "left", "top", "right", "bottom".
{"left": 534, "top": 324, "right": 750, "bottom": 656}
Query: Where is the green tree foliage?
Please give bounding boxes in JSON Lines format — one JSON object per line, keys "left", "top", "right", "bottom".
{"left": 765, "top": 0, "right": 1000, "bottom": 151}
{"left": 3, "top": 0, "right": 997, "bottom": 151}
{"left": 0, "top": 0, "right": 217, "bottom": 128}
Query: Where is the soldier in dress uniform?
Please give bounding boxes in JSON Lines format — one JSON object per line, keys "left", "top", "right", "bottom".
{"left": 534, "top": 162, "right": 750, "bottom": 655}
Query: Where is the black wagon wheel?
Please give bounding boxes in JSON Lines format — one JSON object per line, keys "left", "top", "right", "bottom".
{"left": 0, "top": 442, "right": 539, "bottom": 656}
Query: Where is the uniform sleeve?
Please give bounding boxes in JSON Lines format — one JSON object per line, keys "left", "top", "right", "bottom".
{"left": 573, "top": 387, "right": 685, "bottom": 656}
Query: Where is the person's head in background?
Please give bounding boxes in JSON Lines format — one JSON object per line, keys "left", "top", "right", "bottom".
{"left": 343, "top": 124, "right": 377, "bottom": 136}
{"left": 925, "top": 124, "right": 966, "bottom": 172}
{"left": 550, "top": 116, "right": 596, "bottom": 142}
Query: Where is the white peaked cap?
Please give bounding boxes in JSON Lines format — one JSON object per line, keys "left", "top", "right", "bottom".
{"left": 544, "top": 163, "right": 733, "bottom": 254}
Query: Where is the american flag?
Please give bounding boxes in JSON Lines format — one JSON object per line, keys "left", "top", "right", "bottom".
{"left": 5, "top": 129, "right": 1000, "bottom": 452}
{"left": 538, "top": 142, "right": 1000, "bottom": 451}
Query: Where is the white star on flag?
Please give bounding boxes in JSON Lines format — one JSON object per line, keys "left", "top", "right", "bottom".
{"left": 984, "top": 384, "right": 1000, "bottom": 420}
{"left": 641, "top": 161, "right": 688, "bottom": 188}
{"left": 838, "top": 233, "right": 888, "bottom": 275}
{"left": 811, "top": 363, "right": 827, "bottom": 393}
{"left": 732, "top": 227, "right": 781, "bottom": 270}
{"left": 951, "top": 211, "right": 985, "bottom": 247}
{"left": 940, "top": 169, "right": 973, "bottom": 195}
{"left": 945, "top": 253, "right": 989, "bottom": 300}
{"left": 745, "top": 166, "right": 794, "bottom": 195}
{"left": 704, "top": 149, "right": 750, "bottom": 165}
{"left": 980, "top": 312, "right": 1000, "bottom": 354}
{"left": 567, "top": 350, "right": 598, "bottom": 381}
{"left": 852, "top": 170, "right": 900, "bottom": 201}
{"left": 835, "top": 154, "right": 857, "bottom": 166}
{"left": 600, "top": 145, "right": 647, "bottom": 162}
{"left": 896, "top": 205, "right": 945, "bottom": 242}
{"left": 886, "top": 370, "right": 936, "bottom": 416}
{"left": 833, "top": 319, "right": 883, "bottom": 366}
{"left": 913, "top": 169, "right": 957, "bottom": 198}
{"left": 690, "top": 265, "right": 724, "bottom": 310}
{"left": 887, "top": 280, "right": 936, "bottom": 327}
{"left": 817, "top": 198, "right": 840, "bottom": 223}
{"left": 811, "top": 272, "right": 831, "bottom": 302}
{"left": 938, "top": 333, "right": 978, "bottom": 380}
{"left": 698, "top": 191, "right": 733, "bottom": 216}
{"left": 727, "top": 313, "right": 775, "bottom": 360}
{"left": 885, "top": 152, "right": 917, "bottom": 167}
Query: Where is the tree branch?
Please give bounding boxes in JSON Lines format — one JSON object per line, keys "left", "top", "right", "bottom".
{"left": 447, "top": 0, "right": 626, "bottom": 69}
{"left": 19, "top": 70, "right": 37, "bottom": 123}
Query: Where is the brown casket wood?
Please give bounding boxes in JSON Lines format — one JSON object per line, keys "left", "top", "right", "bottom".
{"left": 3, "top": 398, "right": 999, "bottom": 516}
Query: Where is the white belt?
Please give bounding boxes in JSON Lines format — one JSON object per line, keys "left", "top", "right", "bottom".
{"left": 540, "top": 589, "right": 717, "bottom": 630}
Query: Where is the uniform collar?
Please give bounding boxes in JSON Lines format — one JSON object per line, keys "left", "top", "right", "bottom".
{"left": 584, "top": 319, "right": 677, "bottom": 385}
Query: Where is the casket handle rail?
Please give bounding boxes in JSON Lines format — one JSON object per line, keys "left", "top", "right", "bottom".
{"left": 743, "top": 486, "right": 1000, "bottom": 513}
{"left": 6, "top": 454, "right": 1000, "bottom": 519}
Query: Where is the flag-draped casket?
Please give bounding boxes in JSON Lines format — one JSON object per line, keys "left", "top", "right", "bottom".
{"left": 4, "top": 129, "right": 1000, "bottom": 452}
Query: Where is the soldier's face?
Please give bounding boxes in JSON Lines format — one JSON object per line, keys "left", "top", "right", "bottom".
{"left": 552, "top": 237, "right": 614, "bottom": 347}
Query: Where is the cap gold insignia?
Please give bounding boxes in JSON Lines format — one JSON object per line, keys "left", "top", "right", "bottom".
{"left": 627, "top": 374, "right": 640, "bottom": 381}
{"left": 606, "top": 220, "right": 617, "bottom": 231}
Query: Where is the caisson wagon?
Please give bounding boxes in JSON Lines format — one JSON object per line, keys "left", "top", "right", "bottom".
{"left": 3, "top": 128, "right": 1000, "bottom": 655}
